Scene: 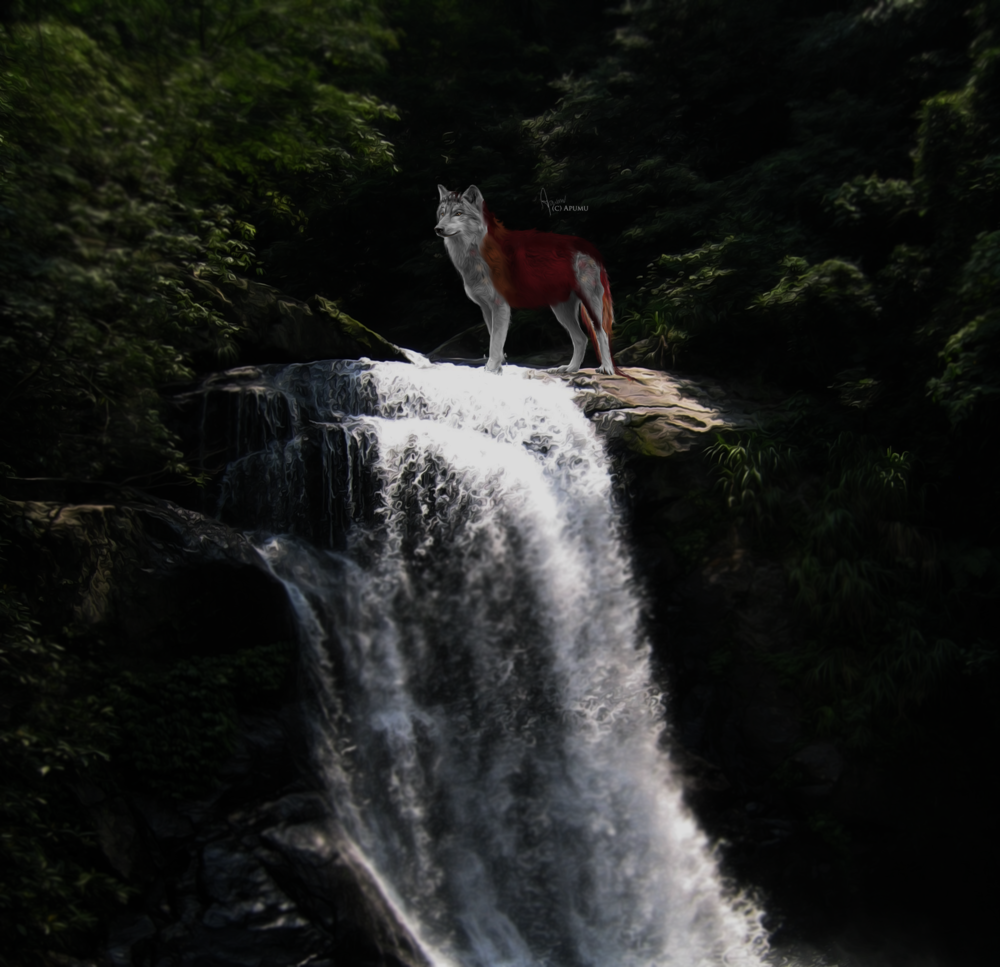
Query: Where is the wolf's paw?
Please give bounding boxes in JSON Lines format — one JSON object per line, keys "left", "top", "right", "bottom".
{"left": 485, "top": 359, "right": 503, "bottom": 375}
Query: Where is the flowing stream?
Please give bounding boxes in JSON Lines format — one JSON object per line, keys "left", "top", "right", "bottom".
{"left": 210, "top": 357, "right": 770, "bottom": 967}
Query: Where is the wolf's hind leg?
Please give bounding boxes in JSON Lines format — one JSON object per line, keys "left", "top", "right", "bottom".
{"left": 593, "top": 326, "right": 615, "bottom": 376}
{"left": 548, "top": 297, "right": 590, "bottom": 373}
{"left": 574, "top": 254, "right": 615, "bottom": 375}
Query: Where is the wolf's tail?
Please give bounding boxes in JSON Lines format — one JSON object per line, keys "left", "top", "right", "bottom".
{"left": 590, "top": 267, "right": 632, "bottom": 380}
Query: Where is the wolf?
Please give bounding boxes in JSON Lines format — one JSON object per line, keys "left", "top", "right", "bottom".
{"left": 434, "top": 185, "right": 623, "bottom": 376}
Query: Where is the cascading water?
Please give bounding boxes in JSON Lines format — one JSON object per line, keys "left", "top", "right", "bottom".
{"left": 209, "top": 357, "right": 770, "bottom": 967}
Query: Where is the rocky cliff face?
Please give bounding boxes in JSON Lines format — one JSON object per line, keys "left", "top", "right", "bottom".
{"left": 185, "top": 272, "right": 411, "bottom": 368}
{"left": 5, "top": 486, "right": 423, "bottom": 967}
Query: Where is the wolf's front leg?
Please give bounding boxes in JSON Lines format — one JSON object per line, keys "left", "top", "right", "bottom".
{"left": 485, "top": 301, "right": 511, "bottom": 374}
{"left": 477, "top": 301, "right": 494, "bottom": 340}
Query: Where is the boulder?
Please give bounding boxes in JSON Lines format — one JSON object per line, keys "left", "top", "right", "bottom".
{"left": 561, "top": 368, "right": 766, "bottom": 457}
{"left": 2, "top": 493, "right": 290, "bottom": 659}
{"left": 185, "top": 271, "right": 410, "bottom": 366}
{"left": 2, "top": 488, "right": 426, "bottom": 967}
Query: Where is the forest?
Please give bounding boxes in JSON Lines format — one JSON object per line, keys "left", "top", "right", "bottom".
{"left": 1, "top": 1, "right": 998, "bottom": 964}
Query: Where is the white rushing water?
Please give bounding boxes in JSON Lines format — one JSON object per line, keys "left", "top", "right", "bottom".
{"left": 214, "top": 358, "right": 769, "bottom": 967}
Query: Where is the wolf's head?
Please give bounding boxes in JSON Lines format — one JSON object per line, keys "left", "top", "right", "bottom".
{"left": 435, "top": 185, "right": 487, "bottom": 246}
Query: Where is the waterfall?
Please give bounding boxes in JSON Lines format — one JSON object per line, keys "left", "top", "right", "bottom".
{"left": 210, "top": 357, "right": 769, "bottom": 967}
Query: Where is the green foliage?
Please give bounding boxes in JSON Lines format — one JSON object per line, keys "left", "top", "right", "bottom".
{"left": 709, "top": 426, "right": 967, "bottom": 749}
{"left": 112, "top": 641, "right": 294, "bottom": 799}
{"left": 824, "top": 175, "right": 916, "bottom": 227}
{"left": 617, "top": 307, "right": 690, "bottom": 365}
{"left": 0, "top": 530, "right": 130, "bottom": 962}
{"left": 15, "top": 1, "right": 399, "bottom": 208}
{"left": 628, "top": 225, "right": 797, "bottom": 368}
{"left": 0, "top": 24, "right": 240, "bottom": 479}
{"left": 752, "top": 257, "right": 877, "bottom": 319}
{"left": 709, "top": 432, "right": 798, "bottom": 536}
{"left": 910, "top": 27, "right": 1000, "bottom": 430}
{"left": 0, "top": 2, "right": 398, "bottom": 482}
{"left": 927, "top": 230, "right": 1000, "bottom": 425}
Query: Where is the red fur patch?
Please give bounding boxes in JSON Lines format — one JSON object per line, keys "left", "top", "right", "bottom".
{"left": 481, "top": 205, "right": 604, "bottom": 309}
{"left": 481, "top": 203, "right": 629, "bottom": 377}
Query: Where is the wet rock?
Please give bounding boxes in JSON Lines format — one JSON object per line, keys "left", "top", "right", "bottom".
{"left": 257, "top": 821, "right": 343, "bottom": 933}
{"left": 200, "top": 839, "right": 295, "bottom": 914}
{"left": 230, "top": 790, "right": 329, "bottom": 829}
{"left": 106, "top": 913, "right": 156, "bottom": 967}
{"left": 165, "top": 827, "right": 332, "bottom": 967}
{"left": 260, "top": 821, "right": 339, "bottom": 871}
{"left": 5, "top": 497, "right": 250, "bottom": 619}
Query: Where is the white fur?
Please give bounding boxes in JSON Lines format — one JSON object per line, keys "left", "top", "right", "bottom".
{"left": 435, "top": 185, "right": 615, "bottom": 376}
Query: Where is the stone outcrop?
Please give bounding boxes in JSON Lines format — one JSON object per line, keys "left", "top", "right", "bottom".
{"left": 563, "top": 367, "right": 770, "bottom": 457}
{"left": 185, "top": 272, "right": 410, "bottom": 366}
{"left": 2, "top": 492, "right": 290, "bottom": 679}
{"left": 3, "top": 492, "right": 421, "bottom": 967}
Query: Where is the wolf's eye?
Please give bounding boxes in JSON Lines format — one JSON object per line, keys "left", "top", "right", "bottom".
{"left": 455, "top": 211, "right": 464, "bottom": 216}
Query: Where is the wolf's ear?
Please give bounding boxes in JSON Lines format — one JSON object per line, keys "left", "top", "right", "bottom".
{"left": 437, "top": 184, "right": 451, "bottom": 201}
{"left": 462, "top": 185, "right": 484, "bottom": 208}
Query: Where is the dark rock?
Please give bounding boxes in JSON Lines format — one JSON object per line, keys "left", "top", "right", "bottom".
{"left": 260, "top": 820, "right": 339, "bottom": 871}
{"left": 562, "top": 367, "right": 760, "bottom": 457}
{"left": 3, "top": 496, "right": 292, "bottom": 663}
{"left": 230, "top": 790, "right": 329, "bottom": 830}
{"left": 794, "top": 784, "right": 836, "bottom": 802}
{"left": 184, "top": 273, "right": 409, "bottom": 366}
{"left": 174, "top": 832, "right": 332, "bottom": 967}
{"left": 91, "top": 797, "right": 147, "bottom": 882}
{"left": 218, "top": 712, "right": 294, "bottom": 785}
{"left": 131, "top": 793, "right": 195, "bottom": 842}
{"left": 200, "top": 838, "right": 292, "bottom": 911}
{"left": 106, "top": 913, "right": 156, "bottom": 967}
